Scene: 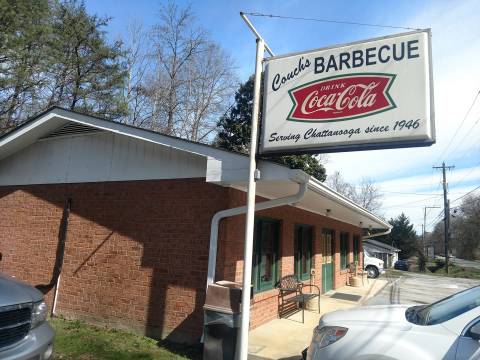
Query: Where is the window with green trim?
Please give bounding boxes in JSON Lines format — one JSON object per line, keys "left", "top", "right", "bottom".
{"left": 252, "top": 218, "right": 280, "bottom": 292}
{"left": 340, "top": 232, "right": 349, "bottom": 269}
{"left": 353, "top": 235, "right": 360, "bottom": 263}
{"left": 294, "top": 225, "right": 313, "bottom": 281}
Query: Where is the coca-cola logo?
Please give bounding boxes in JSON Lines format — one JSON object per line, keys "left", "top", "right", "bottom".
{"left": 287, "top": 73, "right": 396, "bottom": 122}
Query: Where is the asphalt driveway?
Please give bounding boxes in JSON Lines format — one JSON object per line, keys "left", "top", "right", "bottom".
{"left": 366, "top": 270, "right": 480, "bottom": 306}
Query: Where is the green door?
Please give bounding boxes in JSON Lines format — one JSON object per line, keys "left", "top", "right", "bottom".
{"left": 322, "top": 230, "right": 334, "bottom": 293}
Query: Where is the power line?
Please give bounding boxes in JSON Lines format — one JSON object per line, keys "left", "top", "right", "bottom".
{"left": 426, "top": 209, "right": 444, "bottom": 228}
{"left": 382, "top": 195, "right": 442, "bottom": 209}
{"left": 425, "top": 196, "right": 442, "bottom": 218}
{"left": 427, "top": 216, "right": 442, "bottom": 228}
{"left": 450, "top": 162, "right": 480, "bottom": 188}
{"left": 243, "top": 12, "right": 422, "bottom": 31}
{"left": 379, "top": 182, "right": 441, "bottom": 190}
{"left": 435, "top": 90, "right": 480, "bottom": 163}
{"left": 450, "top": 184, "right": 480, "bottom": 204}
{"left": 450, "top": 195, "right": 480, "bottom": 211}
{"left": 446, "top": 114, "right": 480, "bottom": 162}
{"left": 379, "top": 190, "right": 443, "bottom": 196}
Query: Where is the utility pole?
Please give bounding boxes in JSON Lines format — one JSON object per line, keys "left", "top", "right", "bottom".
{"left": 421, "top": 224, "right": 424, "bottom": 253}
{"left": 424, "top": 205, "right": 440, "bottom": 257}
{"left": 433, "top": 162, "right": 455, "bottom": 273}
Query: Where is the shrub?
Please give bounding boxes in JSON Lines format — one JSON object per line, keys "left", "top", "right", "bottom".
{"left": 417, "top": 251, "right": 427, "bottom": 272}
{"left": 435, "top": 258, "right": 446, "bottom": 269}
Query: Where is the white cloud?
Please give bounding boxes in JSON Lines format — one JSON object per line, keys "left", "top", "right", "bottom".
{"left": 375, "top": 166, "right": 480, "bottom": 232}
{"left": 321, "top": 1, "right": 480, "bottom": 235}
{"left": 326, "top": 0, "right": 480, "bottom": 184}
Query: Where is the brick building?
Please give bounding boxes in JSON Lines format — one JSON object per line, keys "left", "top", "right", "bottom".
{"left": 0, "top": 108, "right": 390, "bottom": 343}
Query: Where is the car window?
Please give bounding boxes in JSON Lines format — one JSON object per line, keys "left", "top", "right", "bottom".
{"left": 466, "top": 320, "right": 480, "bottom": 338}
{"left": 413, "top": 286, "right": 480, "bottom": 325}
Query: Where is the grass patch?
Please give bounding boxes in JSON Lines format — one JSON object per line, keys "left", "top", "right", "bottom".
{"left": 385, "top": 268, "right": 405, "bottom": 277}
{"left": 51, "top": 317, "right": 201, "bottom": 360}
{"left": 411, "top": 261, "right": 480, "bottom": 280}
{"left": 431, "top": 264, "right": 480, "bottom": 279}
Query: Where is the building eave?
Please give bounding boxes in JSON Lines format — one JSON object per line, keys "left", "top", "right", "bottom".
{"left": 0, "top": 107, "right": 390, "bottom": 230}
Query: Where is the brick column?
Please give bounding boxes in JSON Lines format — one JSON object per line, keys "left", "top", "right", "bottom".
{"left": 281, "top": 219, "right": 294, "bottom": 278}
{"left": 348, "top": 233, "right": 354, "bottom": 264}
{"left": 313, "top": 226, "right": 322, "bottom": 289}
{"left": 333, "top": 229, "right": 341, "bottom": 289}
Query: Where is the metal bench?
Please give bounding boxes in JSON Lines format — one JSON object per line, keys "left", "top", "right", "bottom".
{"left": 277, "top": 275, "right": 320, "bottom": 323}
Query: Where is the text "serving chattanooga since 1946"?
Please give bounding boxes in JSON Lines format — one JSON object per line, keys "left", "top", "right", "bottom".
{"left": 268, "top": 119, "right": 421, "bottom": 144}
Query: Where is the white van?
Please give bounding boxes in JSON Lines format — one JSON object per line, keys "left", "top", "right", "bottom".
{"left": 363, "top": 248, "right": 385, "bottom": 278}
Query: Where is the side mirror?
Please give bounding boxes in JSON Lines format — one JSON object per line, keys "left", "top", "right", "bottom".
{"left": 469, "top": 323, "right": 480, "bottom": 341}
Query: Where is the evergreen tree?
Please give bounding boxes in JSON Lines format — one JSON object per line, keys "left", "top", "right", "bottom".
{"left": 47, "top": 0, "right": 127, "bottom": 119}
{"left": 0, "top": 0, "right": 52, "bottom": 130}
{"left": 215, "top": 76, "right": 327, "bottom": 181}
{"left": 0, "top": 0, "right": 127, "bottom": 131}
{"left": 377, "top": 213, "right": 418, "bottom": 259}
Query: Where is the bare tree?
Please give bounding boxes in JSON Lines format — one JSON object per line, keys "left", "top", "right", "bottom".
{"left": 327, "top": 171, "right": 383, "bottom": 212}
{"left": 355, "top": 178, "right": 383, "bottom": 213}
{"left": 448, "top": 194, "right": 480, "bottom": 259}
{"left": 177, "top": 43, "right": 236, "bottom": 142}
{"left": 149, "top": 1, "right": 205, "bottom": 135}
{"left": 145, "top": 1, "right": 237, "bottom": 140}
{"left": 123, "top": 20, "right": 152, "bottom": 127}
{"left": 326, "top": 171, "right": 355, "bottom": 198}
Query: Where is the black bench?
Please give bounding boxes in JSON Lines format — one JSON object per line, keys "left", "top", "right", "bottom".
{"left": 277, "top": 275, "right": 320, "bottom": 323}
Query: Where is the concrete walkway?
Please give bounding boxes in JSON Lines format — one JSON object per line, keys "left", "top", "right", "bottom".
{"left": 248, "top": 278, "right": 387, "bottom": 360}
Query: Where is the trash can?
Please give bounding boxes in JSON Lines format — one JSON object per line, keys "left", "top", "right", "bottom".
{"left": 203, "top": 281, "right": 242, "bottom": 360}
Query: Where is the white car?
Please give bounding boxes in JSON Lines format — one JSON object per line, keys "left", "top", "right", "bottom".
{"left": 306, "top": 286, "right": 480, "bottom": 359}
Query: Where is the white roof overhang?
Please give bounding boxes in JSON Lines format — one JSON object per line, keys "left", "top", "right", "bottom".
{"left": 0, "top": 108, "right": 390, "bottom": 230}
{"left": 227, "top": 174, "right": 390, "bottom": 230}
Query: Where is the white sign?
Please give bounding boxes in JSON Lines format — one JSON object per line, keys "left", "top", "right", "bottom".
{"left": 260, "top": 30, "right": 435, "bottom": 154}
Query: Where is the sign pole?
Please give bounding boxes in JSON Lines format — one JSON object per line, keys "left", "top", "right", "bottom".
{"left": 237, "top": 36, "right": 264, "bottom": 360}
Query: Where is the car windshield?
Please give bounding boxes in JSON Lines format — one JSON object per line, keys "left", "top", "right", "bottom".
{"left": 364, "top": 249, "right": 373, "bottom": 257}
{"left": 407, "top": 286, "right": 480, "bottom": 325}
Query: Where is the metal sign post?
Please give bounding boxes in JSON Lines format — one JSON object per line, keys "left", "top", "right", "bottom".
{"left": 238, "top": 12, "right": 274, "bottom": 360}
{"left": 236, "top": 11, "right": 435, "bottom": 360}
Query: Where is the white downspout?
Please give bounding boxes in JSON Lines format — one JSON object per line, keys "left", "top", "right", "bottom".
{"left": 206, "top": 178, "right": 309, "bottom": 287}
{"left": 52, "top": 274, "right": 61, "bottom": 316}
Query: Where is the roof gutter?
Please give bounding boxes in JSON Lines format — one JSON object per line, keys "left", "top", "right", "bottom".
{"left": 206, "top": 173, "right": 309, "bottom": 287}
{"left": 307, "top": 177, "right": 391, "bottom": 230}
{"left": 362, "top": 227, "right": 392, "bottom": 240}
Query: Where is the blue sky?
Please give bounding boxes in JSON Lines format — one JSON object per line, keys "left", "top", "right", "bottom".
{"left": 85, "top": 0, "right": 480, "bottom": 233}
{"left": 86, "top": 0, "right": 432, "bottom": 80}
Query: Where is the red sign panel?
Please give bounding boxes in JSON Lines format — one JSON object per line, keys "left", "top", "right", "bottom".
{"left": 287, "top": 73, "right": 396, "bottom": 122}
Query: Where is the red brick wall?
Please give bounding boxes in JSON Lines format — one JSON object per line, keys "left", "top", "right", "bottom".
{"left": 0, "top": 179, "right": 229, "bottom": 343}
{"left": 0, "top": 179, "right": 363, "bottom": 342}
{"left": 217, "top": 188, "right": 363, "bottom": 329}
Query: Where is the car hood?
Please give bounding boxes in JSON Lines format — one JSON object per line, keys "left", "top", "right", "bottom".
{"left": 0, "top": 273, "right": 43, "bottom": 306}
{"left": 321, "top": 305, "right": 413, "bottom": 329}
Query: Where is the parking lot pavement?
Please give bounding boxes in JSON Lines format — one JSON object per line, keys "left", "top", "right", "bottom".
{"left": 365, "top": 271, "right": 480, "bottom": 306}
